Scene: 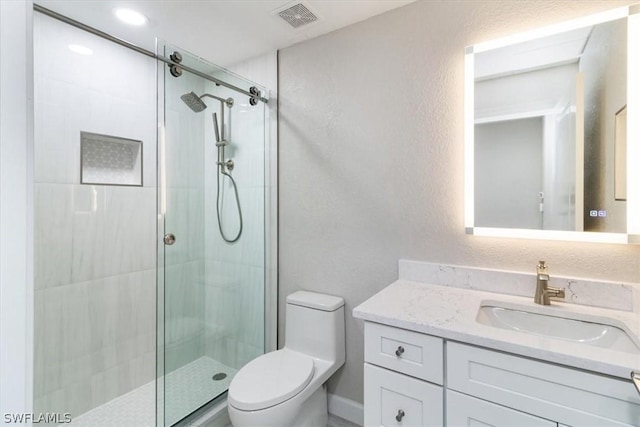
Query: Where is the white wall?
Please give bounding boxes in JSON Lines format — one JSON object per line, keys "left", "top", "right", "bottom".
{"left": 0, "top": 0, "right": 34, "bottom": 421}
{"left": 278, "top": 0, "right": 640, "bottom": 405}
{"left": 33, "top": 13, "right": 156, "bottom": 418}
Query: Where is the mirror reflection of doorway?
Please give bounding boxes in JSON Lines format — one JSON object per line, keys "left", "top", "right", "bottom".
{"left": 475, "top": 113, "right": 578, "bottom": 231}
{"left": 475, "top": 117, "right": 544, "bottom": 229}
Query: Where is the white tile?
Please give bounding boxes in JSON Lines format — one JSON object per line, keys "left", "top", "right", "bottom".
{"left": 70, "top": 185, "right": 106, "bottom": 283}
{"left": 34, "top": 184, "right": 76, "bottom": 288}
{"left": 100, "top": 186, "right": 156, "bottom": 277}
{"left": 35, "top": 15, "right": 156, "bottom": 187}
{"left": 35, "top": 270, "right": 156, "bottom": 417}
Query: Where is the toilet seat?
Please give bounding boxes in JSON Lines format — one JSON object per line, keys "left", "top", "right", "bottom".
{"left": 229, "top": 350, "right": 315, "bottom": 411}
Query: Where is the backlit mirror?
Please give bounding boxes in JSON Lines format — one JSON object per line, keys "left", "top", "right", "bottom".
{"left": 465, "top": 5, "right": 640, "bottom": 243}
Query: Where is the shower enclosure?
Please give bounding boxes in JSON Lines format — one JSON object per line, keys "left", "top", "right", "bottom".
{"left": 32, "top": 6, "right": 270, "bottom": 426}
{"left": 157, "top": 45, "right": 268, "bottom": 426}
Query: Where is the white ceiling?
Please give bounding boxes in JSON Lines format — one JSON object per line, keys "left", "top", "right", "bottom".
{"left": 35, "top": 0, "right": 415, "bottom": 67}
{"left": 475, "top": 26, "right": 593, "bottom": 80}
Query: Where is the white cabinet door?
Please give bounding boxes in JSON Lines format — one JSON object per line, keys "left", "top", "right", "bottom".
{"left": 447, "top": 342, "right": 640, "bottom": 426}
{"left": 446, "top": 390, "right": 556, "bottom": 427}
{"left": 365, "top": 363, "right": 443, "bottom": 427}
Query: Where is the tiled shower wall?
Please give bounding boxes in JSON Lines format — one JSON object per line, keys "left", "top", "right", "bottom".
{"left": 162, "top": 58, "right": 207, "bottom": 374}
{"left": 202, "top": 60, "right": 271, "bottom": 370}
{"left": 33, "top": 13, "right": 156, "bottom": 418}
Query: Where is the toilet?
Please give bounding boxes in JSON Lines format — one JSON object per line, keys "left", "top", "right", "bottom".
{"left": 228, "top": 291, "right": 345, "bottom": 427}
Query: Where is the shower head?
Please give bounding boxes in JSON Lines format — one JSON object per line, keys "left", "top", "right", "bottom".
{"left": 181, "top": 92, "right": 235, "bottom": 113}
{"left": 180, "top": 91, "right": 207, "bottom": 113}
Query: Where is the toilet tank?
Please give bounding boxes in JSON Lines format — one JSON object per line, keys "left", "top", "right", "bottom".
{"left": 285, "top": 291, "right": 345, "bottom": 364}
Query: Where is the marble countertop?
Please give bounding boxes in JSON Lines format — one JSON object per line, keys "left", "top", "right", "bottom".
{"left": 353, "top": 279, "right": 640, "bottom": 379}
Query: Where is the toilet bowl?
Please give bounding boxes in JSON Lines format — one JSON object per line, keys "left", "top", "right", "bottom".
{"left": 228, "top": 291, "right": 345, "bottom": 427}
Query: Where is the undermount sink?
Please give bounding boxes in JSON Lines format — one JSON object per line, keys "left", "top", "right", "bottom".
{"left": 476, "top": 303, "right": 640, "bottom": 354}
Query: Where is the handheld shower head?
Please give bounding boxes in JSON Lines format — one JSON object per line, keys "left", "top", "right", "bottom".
{"left": 212, "top": 113, "right": 221, "bottom": 143}
{"left": 180, "top": 91, "right": 207, "bottom": 112}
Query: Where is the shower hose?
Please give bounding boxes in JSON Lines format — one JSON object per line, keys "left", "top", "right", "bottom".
{"left": 217, "top": 165, "right": 243, "bottom": 243}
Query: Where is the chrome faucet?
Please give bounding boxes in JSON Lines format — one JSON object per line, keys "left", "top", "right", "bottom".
{"left": 534, "top": 261, "right": 565, "bottom": 305}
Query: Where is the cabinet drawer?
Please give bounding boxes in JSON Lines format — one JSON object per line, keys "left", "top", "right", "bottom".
{"left": 446, "top": 390, "right": 555, "bottom": 427}
{"left": 447, "top": 342, "right": 640, "bottom": 426}
{"left": 364, "top": 363, "right": 443, "bottom": 427}
{"left": 365, "top": 322, "right": 443, "bottom": 384}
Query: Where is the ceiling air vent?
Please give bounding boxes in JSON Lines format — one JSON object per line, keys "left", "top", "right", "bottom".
{"left": 277, "top": 3, "right": 319, "bottom": 29}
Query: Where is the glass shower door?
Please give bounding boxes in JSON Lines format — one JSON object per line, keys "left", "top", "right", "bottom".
{"left": 157, "top": 46, "right": 267, "bottom": 426}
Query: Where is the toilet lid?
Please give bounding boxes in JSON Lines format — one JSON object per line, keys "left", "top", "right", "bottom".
{"left": 228, "top": 350, "right": 315, "bottom": 411}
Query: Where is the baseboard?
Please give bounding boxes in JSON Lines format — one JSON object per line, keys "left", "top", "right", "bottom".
{"left": 327, "top": 393, "right": 364, "bottom": 426}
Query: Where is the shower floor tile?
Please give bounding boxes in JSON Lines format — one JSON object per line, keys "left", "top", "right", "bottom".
{"left": 66, "top": 356, "right": 237, "bottom": 427}
{"left": 164, "top": 356, "right": 237, "bottom": 425}
{"left": 65, "top": 381, "right": 155, "bottom": 427}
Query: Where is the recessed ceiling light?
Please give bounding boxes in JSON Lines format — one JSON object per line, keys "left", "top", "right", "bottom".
{"left": 68, "top": 44, "right": 93, "bottom": 55}
{"left": 114, "top": 8, "right": 148, "bottom": 26}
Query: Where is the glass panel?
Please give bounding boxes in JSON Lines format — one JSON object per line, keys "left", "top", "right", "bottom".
{"left": 158, "top": 45, "right": 266, "bottom": 426}
{"left": 32, "top": 11, "right": 157, "bottom": 425}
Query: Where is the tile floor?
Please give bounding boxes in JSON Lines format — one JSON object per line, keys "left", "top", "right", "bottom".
{"left": 64, "top": 356, "right": 361, "bottom": 427}
{"left": 67, "top": 356, "right": 235, "bottom": 427}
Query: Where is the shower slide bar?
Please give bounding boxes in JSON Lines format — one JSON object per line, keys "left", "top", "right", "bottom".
{"left": 33, "top": 4, "right": 269, "bottom": 104}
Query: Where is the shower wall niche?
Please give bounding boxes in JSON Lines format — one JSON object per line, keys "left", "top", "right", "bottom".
{"left": 80, "top": 132, "right": 143, "bottom": 186}
{"left": 33, "top": 12, "right": 157, "bottom": 419}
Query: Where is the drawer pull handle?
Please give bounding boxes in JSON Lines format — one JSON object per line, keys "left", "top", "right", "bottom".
{"left": 632, "top": 371, "right": 640, "bottom": 395}
{"left": 395, "top": 409, "right": 405, "bottom": 422}
{"left": 395, "top": 346, "right": 405, "bottom": 357}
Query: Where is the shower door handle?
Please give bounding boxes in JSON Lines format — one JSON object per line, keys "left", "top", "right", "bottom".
{"left": 163, "top": 233, "right": 176, "bottom": 245}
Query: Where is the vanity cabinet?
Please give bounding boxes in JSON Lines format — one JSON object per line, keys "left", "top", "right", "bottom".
{"left": 362, "top": 322, "right": 640, "bottom": 427}
{"left": 447, "top": 342, "right": 640, "bottom": 426}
